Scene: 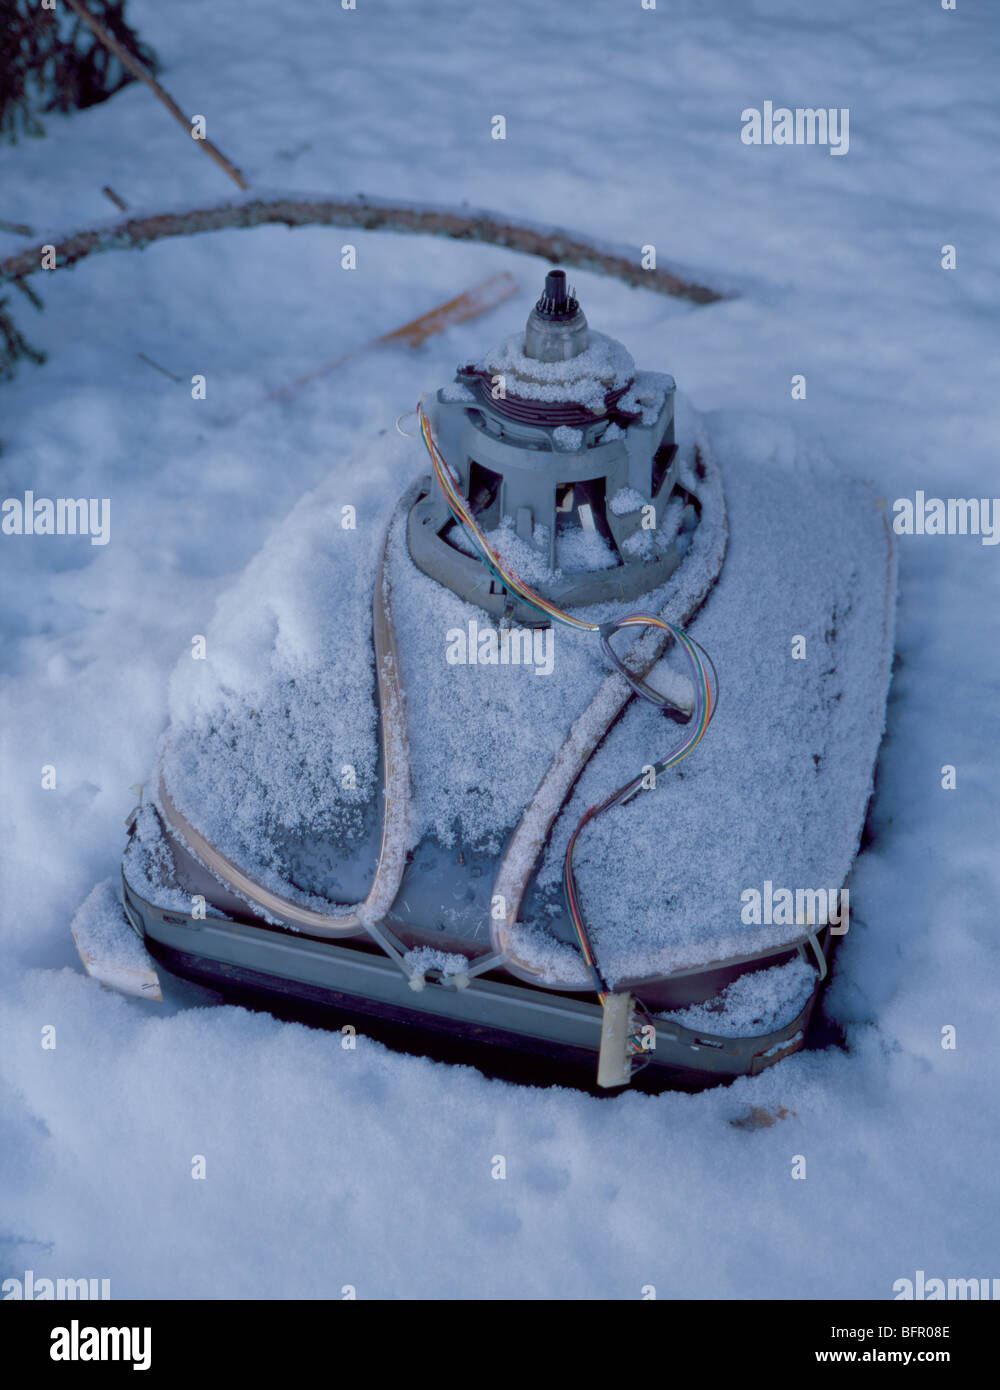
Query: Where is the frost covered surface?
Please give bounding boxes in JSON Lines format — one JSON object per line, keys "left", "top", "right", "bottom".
{"left": 404, "top": 946, "right": 470, "bottom": 978}
{"left": 517, "top": 412, "right": 894, "bottom": 984}
{"left": 551, "top": 424, "right": 583, "bottom": 451}
{"left": 454, "top": 493, "right": 677, "bottom": 583}
{"left": 121, "top": 803, "right": 226, "bottom": 917}
{"left": 619, "top": 371, "right": 673, "bottom": 425}
{"left": 555, "top": 525, "right": 618, "bottom": 572}
{"left": 159, "top": 432, "right": 417, "bottom": 901}
{"left": 621, "top": 492, "right": 689, "bottom": 560}
{"left": 387, "top": 403, "right": 713, "bottom": 859}
{"left": 440, "top": 382, "right": 475, "bottom": 403}
{"left": 387, "top": 509, "right": 605, "bottom": 852}
{"left": 609, "top": 487, "right": 646, "bottom": 515}
{"left": 71, "top": 878, "right": 152, "bottom": 975}
{"left": 659, "top": 957, "right": 818, "bottom": 1039}
{"left": 1, "top": 0, "right": 998, "bottom": 1300}
{"left": 478, "top": 330, "right": 634, "bottom": 410}
{"left": 452, "top": 513, "right": 557, "bottom": 585}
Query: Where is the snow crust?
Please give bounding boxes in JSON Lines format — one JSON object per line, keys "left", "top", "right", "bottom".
{"left": 158, "top": 432, "right": 418, "bottom": 906}
{"left": 552, "top": 425, "right": 584, "bottom": 451}
{"left": 70, "top": 878, "right": 152, "bottom": 974}
{"left": 659, "top": 957, "right": 818, "bottom": 1039}
{"left": 511, "top": 406, "right": 894, "bottom": 984}
{"left": 609, "top": 487, "right": 646, "bottom": 515}
{"left": 477, "top": 330, "right": 634, "bottom": 411}
{"left": 404, "top": 946, "right": 470, "bottom": 978}
{"left": 619, "top": 371, "right": 673, "bottom": 425}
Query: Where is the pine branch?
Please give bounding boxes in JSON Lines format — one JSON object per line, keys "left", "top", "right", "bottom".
{"left": 0, "top": 294, "right": 45, "bottom": 380}
{"left": 1, "top": 0, "right": 159, "bottom": 142}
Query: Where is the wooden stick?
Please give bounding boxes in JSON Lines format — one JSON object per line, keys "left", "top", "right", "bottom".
{"left": 380, "top": 271, "right": 518, "bottom": 347}
{"left": 0, "top": 194, "right": 730, "bottom": 305}
{"left": 102, "top": 186, "right": 128, "bottom": 211}
{"left": 274, "top": 272, "right": 517, "bottom": 397}
{"left": 62, "top": 0, "right": 248, "bottom": 191}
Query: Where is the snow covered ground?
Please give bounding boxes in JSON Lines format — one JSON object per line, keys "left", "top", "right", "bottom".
{"left": 2, "top": 0, "right": 998, "bottom": 1299}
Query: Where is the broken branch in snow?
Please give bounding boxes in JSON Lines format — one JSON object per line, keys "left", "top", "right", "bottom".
{"left": 0, "top": 194, "right": 730, "bottom": 305}
{"left": 62, "top": 0, "right": 248, "bottom": 191}
{"left": 378, "top": 271, "right": 519, "bottom": 348}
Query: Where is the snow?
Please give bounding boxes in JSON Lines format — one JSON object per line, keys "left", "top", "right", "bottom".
{"left": 440, "top": 381, "right": 475, "bottom": 404}
{"left": 555, "top": 525, "right": 618, "bottom": 572}
{"left": 516, "top": 403, "right": 894, "bottom": 985}
{"left": 658, "top": 957, "right": 819, "bottom": 1039}
{"left": 387, "top": 508, "right": 604, "bottom": 852}
{"left": 1, "top": 0, "right": 998, "bottom": 1301}
{"left": 609, "top": 486, "right": 646, "bottom": 515}
{"left": 120, "top": 803, "right": 225, "bottom": 918}
{"left": 619, "top": 370, "right": 673, "bottom": 425}
{"left": 158, "top": 432, "right": 406, "bottom": 901}
{"left": 450, "top": 512, "right": 556, "bottom": 585}
{"left": 70, "top": 878, "right": 153, "bottom": 975}
{"left": 477, "top": 330, "right": 635, "bottom": 410}
{"left": 404, "top": 946, "right": 470, "bottom": 979}
{"left": 551, "top": 424, "right": 583, "bottom": 451}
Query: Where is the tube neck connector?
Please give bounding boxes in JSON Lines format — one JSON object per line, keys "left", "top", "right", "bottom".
{"left": 524, "top": 269, "right": 589, "bottom": 361}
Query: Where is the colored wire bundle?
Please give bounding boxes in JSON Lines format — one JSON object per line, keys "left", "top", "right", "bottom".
{"left": 418, "top": 402, "right": 719, "bottom": 1003}
{"left": 564, "top": 616, "right": 717, "bottom": 1002}
{"left": 419, "top": 404, "right": 598, "bottom": 632}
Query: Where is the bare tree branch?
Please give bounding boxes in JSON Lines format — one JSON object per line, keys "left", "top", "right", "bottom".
{"left": 0, "top": 193, "right": 730, "bottom": 304}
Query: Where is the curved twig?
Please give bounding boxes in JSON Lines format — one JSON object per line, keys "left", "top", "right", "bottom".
{"left": 0, "top": 193, "right": 730, "bottom": 305}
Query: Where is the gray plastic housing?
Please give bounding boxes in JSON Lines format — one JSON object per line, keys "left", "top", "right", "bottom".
{"left": 407, "top": 375, "right": 684, "bottom": 627}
